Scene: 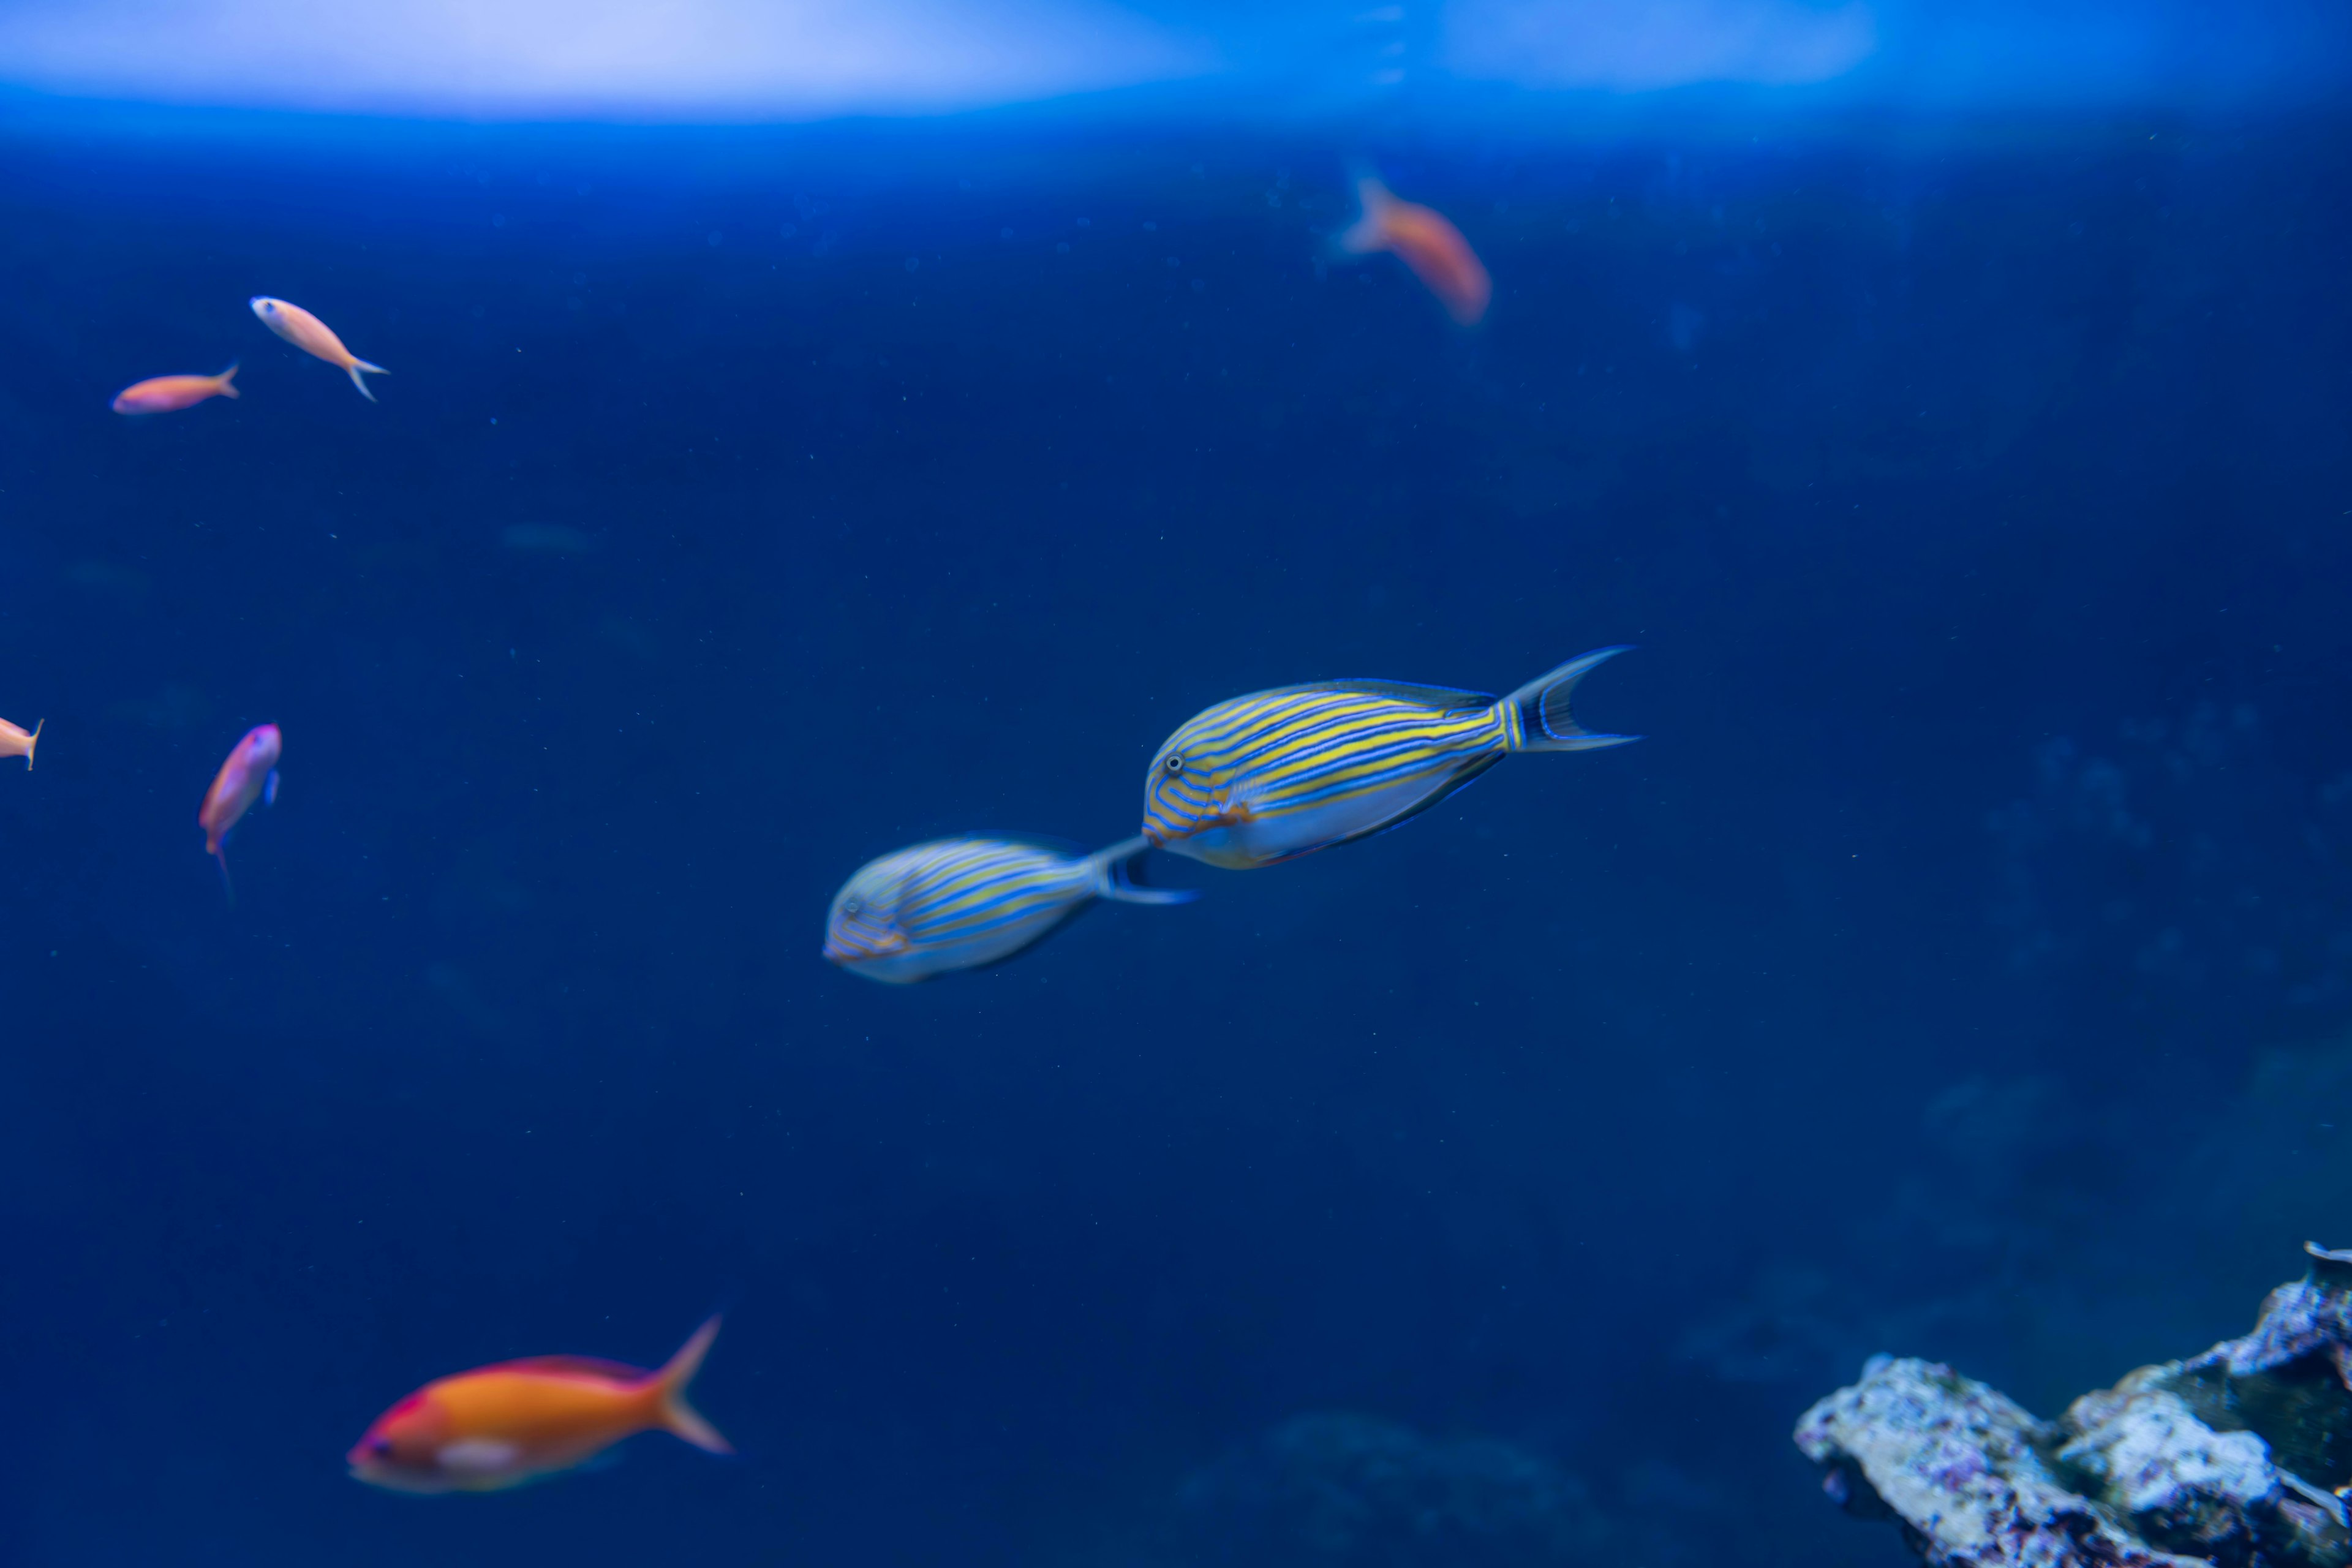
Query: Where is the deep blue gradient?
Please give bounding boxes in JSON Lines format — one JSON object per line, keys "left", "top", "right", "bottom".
{"left": 2, "top": 103, "right": 2351, "bottom": 1566}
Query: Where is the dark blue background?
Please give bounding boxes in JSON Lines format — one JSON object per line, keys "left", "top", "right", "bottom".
{"left": 2, "top": 100, "right": 2350, "bottom": 1566}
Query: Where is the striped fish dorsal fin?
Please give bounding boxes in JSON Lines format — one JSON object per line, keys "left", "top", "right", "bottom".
{"left": 1282, "top": 679, "right": 1498, "bottom": 713}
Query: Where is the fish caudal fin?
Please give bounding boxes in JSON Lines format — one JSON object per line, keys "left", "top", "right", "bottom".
{"left": 346, "top": 359, "right": 387, "bottom": 402}
{"left": 652, "top": 1315, "right": 732, "bottom": 1455}
{"left": 216, "top": 363, "right": 240, "bottom": 399}
{"left": 1335, "top": 168, "right": 1393, "bottom": 256}
{"left": 1503, "top": 647, "right": 1640, "bottom": 753}
{"left": 22, "top": 718, "right": 38, "bottom": 770}
{"left": 1088, "top": 837, "right": 1199, "bottom": 907}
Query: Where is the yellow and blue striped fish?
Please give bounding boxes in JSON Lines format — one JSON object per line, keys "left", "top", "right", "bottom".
{"left": 1141, "top": 647, "right": 1637, "bottom": 870}
{"left": 823, "top": 835, "right": 1195, "bottom": 984}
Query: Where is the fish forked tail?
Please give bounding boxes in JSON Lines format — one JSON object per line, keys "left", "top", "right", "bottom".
{"left": 21, "top": 718, "right": 39, "bottom": 770}
{"left": 1087, "top": 836, "right": 1199, "bottom": 906}
{"left": 1333, "top": 162, "right": 1394, "bottom": 257}
{"left": 216, "top": 363, "right": 241, "bottom": 399}
{"left": 346, "top": 358, "right": 388, "bottom": 402}
{"left": 1502, "top": 647, "right": 1640, "bottom": 753}
{"left": 652, "top": 1315, "right": 733, "bottom": 1455}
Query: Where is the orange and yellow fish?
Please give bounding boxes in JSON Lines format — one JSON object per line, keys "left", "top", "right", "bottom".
{"left": 198, "top": 723, "right": 280, "bottom": 899}
{"left": 1335, "top": 172, "right": 1493, "bottom": 327}
{"left": 112, "top": 364, "right": 239, "bottom": 415}
{"left": 0, "top": 715, "right": 40, "bottom": 769}
{"left": 348, "top": 1316, "right": 731, "bottom": 1493}
{"left": 250, "top": 296, "right": 387, "bottom": 401}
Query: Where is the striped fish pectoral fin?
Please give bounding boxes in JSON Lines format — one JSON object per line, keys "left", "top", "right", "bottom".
{"left": 1088, "top": 837, "right": 1200, "bottom": 906}
{"left": 1504, "top": 646, "right": 1640, "bottom": 753}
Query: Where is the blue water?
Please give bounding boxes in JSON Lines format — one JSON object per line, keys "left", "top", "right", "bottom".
{"left": 4, "top": 100, "right": 2351, "bottom": 1566}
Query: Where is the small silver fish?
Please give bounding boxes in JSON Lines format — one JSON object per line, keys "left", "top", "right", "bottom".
{"left": 824, "top": 835, "right": 1193, "bottom": 984}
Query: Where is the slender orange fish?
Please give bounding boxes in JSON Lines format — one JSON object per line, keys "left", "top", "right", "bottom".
{"left": 198, "top": 723, "right": 281, "bottom": 900}
{"left": 1335, "top": 172, "right": 1493, "bottom": 327}
{"left": 0, "top": 715, "right": 40, "bottom": 769}
{"left": 250, "top": 297, "right": 387, "bottom": 401}
{"left": 347, "top": 1316, "right": 731, "bottom": 1494}
{"left": 112, "top": 363, "right": 239, "bottom": 415}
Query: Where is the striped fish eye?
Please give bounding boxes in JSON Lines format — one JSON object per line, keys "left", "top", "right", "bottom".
{"left": 1165, "top": 755, "right": 1185, "bottom": 774}
{"left": 842, "top": 897, "right": 862, "bottom": 916}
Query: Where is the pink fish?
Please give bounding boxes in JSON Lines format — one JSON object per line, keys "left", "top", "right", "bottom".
{"left": 347, "top": 1316, "right": 730, "bottom": 1494}
{"left": 199, "top": 724, "right": 281, "bottom": 900}
{"left": 1335, "top": 173, "right": 1493, "bottom": 327}
{"left": 250, "top": 297, "right": 387, "bottom": 401}
{"left": 113, "top": 364, "right": 239, "bottom": 415}
{"left": 0, "top": 715, "right": 39, "bottom": 770}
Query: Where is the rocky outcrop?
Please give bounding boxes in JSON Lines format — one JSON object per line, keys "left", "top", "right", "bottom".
{"left": 1795, "top": 1355, "right": 2204, "bottom": 1567}
{"left": 1795, "top": 1243, "right": 2352, "bottom": 1567}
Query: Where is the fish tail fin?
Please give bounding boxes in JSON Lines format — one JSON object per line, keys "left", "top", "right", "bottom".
{"left": 214, "top": 846, "right": 236, "bottom": 908}
{"left": 652, "top": 1315, "right": 732, "bottom": 1455}
{"left": 216, "top": 363, "right": 240, "bottom": 398}
{"left": 1335, "top": 163, "right": 1393, "bottom": 256}
{"left": 347, "top": 360, "right": 386, "bottom": 401}
{"left": 22, "top": 718, "right": 38, "bottom": 770}
{"left": 1502, "top": 647, "right": 1640, "bottom": 753}
{"left": 1087, "top": 836, "right": 1198, "bottom": 906}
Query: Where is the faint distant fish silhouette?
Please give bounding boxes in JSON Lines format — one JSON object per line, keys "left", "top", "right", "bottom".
{"left": 348, "top": 1316, "right": 730, "bottom": 1494}
{"left": 824, "top": 835, "right": 1194, "bottom": 983}
{"left": 199, "top": 723, "right": 281, "bottom": 902}
{"left": 250, "top": 297, "right": 387, "bottom": 400}
{"left": 0, "top": 715, "right": 40, "bottom": 770}
{"left": 1333, "top": 170, "right": 1493, "bottom": 326}
{"left": 112, "top": 363, "right": 239, "bottom": 415}
{"left": 1142, "top": 649, "right": 1636, "bottom": 870}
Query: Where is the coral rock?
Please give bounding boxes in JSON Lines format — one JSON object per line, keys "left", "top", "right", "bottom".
{"left": 1795, "top": 1356, "right": 2201, "bottom": 1566}
{"left": 2057, "top": 1378, "right": 2278, "bottom": 1564}
{"left": 1796, "top": 1245, "right": 2352, "bottom": 1567}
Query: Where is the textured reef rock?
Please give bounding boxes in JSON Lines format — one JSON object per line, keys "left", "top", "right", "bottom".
{"left": 1177, "top": 1411, "right": 1614, "bottom": 1568}
{"left": 1795, "top": 1243, "right": 2352, "bottom": 1567}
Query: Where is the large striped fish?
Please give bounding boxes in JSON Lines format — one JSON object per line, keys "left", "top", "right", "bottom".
{"left": 1142, "top": 647, "right": 1637, "bottom": 870}
{"left": 823, "top": 835, "right": 1194, "bottom": 984}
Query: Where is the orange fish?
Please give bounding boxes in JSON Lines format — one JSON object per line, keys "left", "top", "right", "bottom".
{"left": 250, "top": 296, "right": 387, "bottom": 400}
{"left": 112, "top": 363, "right": 239, "bottom": 415}
{"left": 1335, "top": 173, "right": 1493, "bottom": 327}
{"left": 198, "top": 723, "right": 280, "bottom": 900}
{"left": 348, "top": 1316, "right": 731, "bottom": 1493}
{"left": 0, "top": 715, "right": 39, "bottom": 769}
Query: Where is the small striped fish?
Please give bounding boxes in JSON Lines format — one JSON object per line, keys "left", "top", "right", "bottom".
{"left": 1142, "top": 647, "right": 1637, "bottom": 870}
{"left": 824, "top": 835, "right": 1194, "bottom": 984}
